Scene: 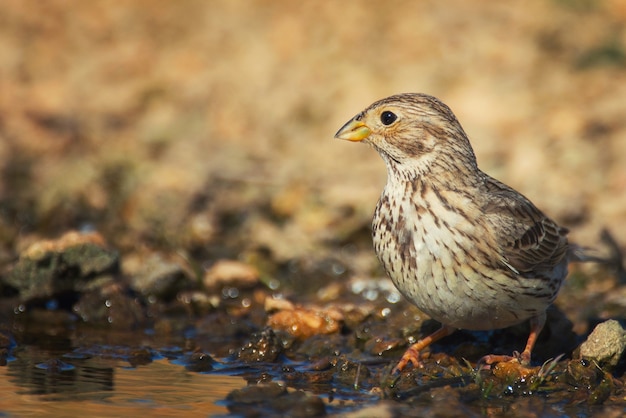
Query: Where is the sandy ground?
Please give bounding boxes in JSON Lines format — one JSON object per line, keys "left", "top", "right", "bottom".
{"left": 0, "top": 0, "right": 625, "bottom": 265}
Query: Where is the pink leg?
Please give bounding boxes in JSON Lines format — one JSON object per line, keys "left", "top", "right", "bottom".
{"left": 480, "top": 312, "right": 547, "bottom": 366}
{"left": 392, "top": 325, "right": 455, "bottom": 373}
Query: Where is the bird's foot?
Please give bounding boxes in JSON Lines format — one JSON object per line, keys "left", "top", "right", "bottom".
{"left": 477, "top": 349, "right": 531, "bottom": 370}
{"left": 392, "top": 346, "right": 423, "bottom": 374}
{"left": 477, "top": 351, "right": 539, "bottom": 381}
{"left": 391, "top": 325, "right": 455, "bottom": 374}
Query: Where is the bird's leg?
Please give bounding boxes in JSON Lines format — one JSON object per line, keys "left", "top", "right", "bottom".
{"left": 518, "top": 312, "right": 547, "bottom": 365}
{"left": 392, "top": 324, "right": 455, "bottom": 373}
{"left": 479, "top": 311, "right": 547, "bottom": 366}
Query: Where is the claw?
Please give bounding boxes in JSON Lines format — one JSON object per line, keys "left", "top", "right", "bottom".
{"left": 391, "top": 325, "right": 455, "bottom": 373}
{"left": 392, "top": 346, "right": 422, "bottom": 374}
{"left": 476, "top": 312, "right": 546, "bottom": 368}
{"left": 477, "top": 353, "right": 520, "bottom": 367}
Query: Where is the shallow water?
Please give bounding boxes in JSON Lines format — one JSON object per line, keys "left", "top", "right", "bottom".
{"left": 0, "top": 356, "right": 246, "bottom": 417}
{"left": 1, "top": 314, "right": 625, "bottom": 417}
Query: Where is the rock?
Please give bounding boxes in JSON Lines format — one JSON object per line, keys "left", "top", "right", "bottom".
{"left": 264, "top": 296, "right": 295, "bottom": 312}
{"left": 125, "top": 252, "right": 196, "bottom": 300}
{"left": 565, "top": 360, "right": 604, "bottom": 387}
{"left": 3, "top": 231, "right": 118, "bottom": 300}
{"left": 579, "top": 319, "right": 626, "bottom": 367}
{"left": 237, "top": 328, "right": 283, "bottom": 363}
{"left": 203, "top": 259, "right": 260, "bottom": 289}
{"left": 226, "top": 382, "right": 286, "bottom": 404}
{"left": 266, "top": 300, "right": 343, "bottom": 340}
{"left": 226, "top": 382, "right": 326, "bottom": 417}
{"left": 184, "top": 351, "right": 214, "bottom": 372}
{"left": 72, "top": 283, "right": 147, "bottom": 329}
{"left": 333, "top": 356, "right": 371, "bottom": 387}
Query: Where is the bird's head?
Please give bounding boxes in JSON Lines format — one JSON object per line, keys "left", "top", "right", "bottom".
{"left": 335, "top": 93, "right": 478, "bottom": 178}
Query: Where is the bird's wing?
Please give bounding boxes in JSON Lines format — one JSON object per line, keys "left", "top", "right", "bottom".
{"left": 480, "top": 175, "right": 569, "bottom": 278}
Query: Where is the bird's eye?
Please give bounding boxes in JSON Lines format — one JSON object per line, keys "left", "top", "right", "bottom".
{"left": 380, "top": 111, "right": 397, "bottom": 126}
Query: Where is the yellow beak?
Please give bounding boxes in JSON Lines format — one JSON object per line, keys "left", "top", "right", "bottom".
{"left": 334, "top": 118, "right": 372, "bottom": 142}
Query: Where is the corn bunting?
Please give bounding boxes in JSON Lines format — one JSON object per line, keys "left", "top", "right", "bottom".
{"left": 335, "top": 93, "right": 574, "bottom": 372}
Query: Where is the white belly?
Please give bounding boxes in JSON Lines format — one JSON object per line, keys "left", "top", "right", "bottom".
{"left": 372, "top": 187, "right": 551, "bottom": 331}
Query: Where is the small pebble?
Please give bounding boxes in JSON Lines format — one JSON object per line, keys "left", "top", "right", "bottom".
{"left": 579, "top": 319, "right": 626, "bottom": 367}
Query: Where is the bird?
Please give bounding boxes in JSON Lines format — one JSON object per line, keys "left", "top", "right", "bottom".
{"left": 335, "top": 93, "right": 573, "bottom": 373}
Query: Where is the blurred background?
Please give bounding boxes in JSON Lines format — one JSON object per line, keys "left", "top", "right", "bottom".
{"left": 1, "top": 0, "right": 625, "bottom": 270}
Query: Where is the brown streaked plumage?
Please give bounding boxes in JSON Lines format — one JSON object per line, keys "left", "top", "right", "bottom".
{"left": 335, "top": 93, "right": 571, "bottom": 372}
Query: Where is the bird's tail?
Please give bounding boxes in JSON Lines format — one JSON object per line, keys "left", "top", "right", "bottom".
{"left": 569, "top": 229, "right": 625, "bottom": 284}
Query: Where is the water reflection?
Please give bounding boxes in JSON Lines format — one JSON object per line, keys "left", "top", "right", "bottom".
{"left": 8, "top": 357, "right": 114, "bottom": 401}
{"left": 0, "top": 350, "right": 246, "bottom": 415}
